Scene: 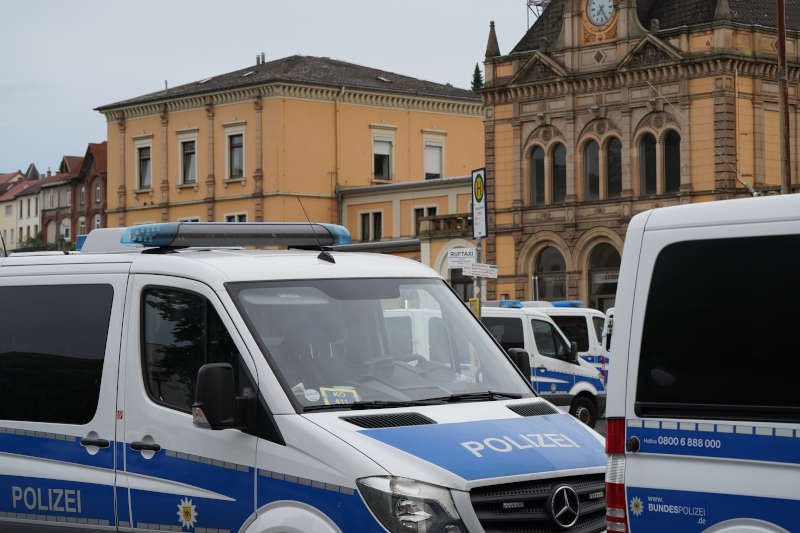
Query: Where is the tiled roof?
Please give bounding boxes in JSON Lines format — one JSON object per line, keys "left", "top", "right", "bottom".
{"left": 96, "top": 55, "right": 479, "bottom": 111}
{"left": 0, "top": 180, "right": 39, "bottom": 202}
{"left": 511, "top": 0, "right": 566, "bottom": 54}
{"left": 86, "top": 142, "right": 107, "bottom": 173}
{"left": 39, "top": 173, "right": 71, "bottom": 189}
{"left": 62, "top": 156, "right": 84, "bottom": 177}
{"left": 0, "top": 171, "right": 24, "bottom": 185}
{"left": 638, "top": 0, "right": 800, "bottom": 31}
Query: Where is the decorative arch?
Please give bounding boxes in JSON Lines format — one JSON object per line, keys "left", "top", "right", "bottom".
{"left": 573, "top": 227, "right": 624, "bottom": 272}
{"left": 517, "top": 230, "right": 575, "bottom": 277}
{"left": 634, "top": 110, "right": 680, "bottom": 138}
{"left": 577, "top": 117, "right": 621, "bottom": 143}
{"left": 433, "top": 238, "right": 477, "bottom": 277}
{"left": 522, "top": 124, "right": 568, "bottom": 208}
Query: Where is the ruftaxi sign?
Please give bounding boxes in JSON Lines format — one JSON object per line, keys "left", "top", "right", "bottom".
{"left": 472, "top": 168, "right": 487, "bottom": 239}
{"left": 447, "top": 247, "right": 476, "bottom": 269}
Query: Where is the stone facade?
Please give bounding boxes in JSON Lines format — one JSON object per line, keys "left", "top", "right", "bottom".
{"left": 481, "top": 0, "right": 800, "bottom": 309}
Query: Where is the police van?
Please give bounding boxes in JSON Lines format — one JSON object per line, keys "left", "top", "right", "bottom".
{"left": 0, "top": 222, "right": 607, "bottom": 533}
{"left": 605, "top": 194, "right": 800, "bottom": 532}
{"left": 600, "top": 307, "right": 614, "bottom": 356}
{"left": 536, "top": 306, "right": 608, "bottom": 376}
{"left": 480, "top": 303, "right": 606, "bottom": 428}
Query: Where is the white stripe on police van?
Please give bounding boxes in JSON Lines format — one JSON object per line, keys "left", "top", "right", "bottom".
{"left": 628, "top": 420, "right": 798, "bottom": 439}
{"left": 532, "top": 377, "right": 570, "bottom": 384}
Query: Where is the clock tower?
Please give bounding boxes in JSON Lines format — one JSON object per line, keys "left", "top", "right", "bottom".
{"left": 580, "top": 0, "right": 618, "bottom": 45}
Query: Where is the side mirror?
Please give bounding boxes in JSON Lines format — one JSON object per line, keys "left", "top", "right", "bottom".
{"left": 569, "top": 341, "right": 579, "bottom": 363}
{"left": 507, "top": 348, "right": 531, "bottom": 380}
{"left": 193, "top": 363, "right": 237, "bottom": 430}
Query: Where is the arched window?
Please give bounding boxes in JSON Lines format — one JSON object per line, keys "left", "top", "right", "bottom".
{"left": 93, "top": 214, "right": 102, "bottom": 230}
{"left": 95, "top": 183, "right": 102, "bottom": 204}
{"left": 530, "top": 146, "right": 545, "bottom": 206}
{"left": 552, "top": 144, "right": 567, "bottom": 204}
{"left": 584, "top": 140, "right": 599, "bottom": 201}
{"left": 588, "top": 243, "right": 621, "bottom": 312}
{"left": 664, "top": 130, "right": 681, "bottom": 193}
{"left": 534, "top": 246, "right": 567, "bottom": 300}
{"left": 606, "top": 137, "right": 622, "bottom": 199}
{"left": 640, "top": 133, "right": 657, "bottom": 195}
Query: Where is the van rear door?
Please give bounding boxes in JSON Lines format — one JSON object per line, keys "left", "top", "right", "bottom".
{"left": 623, "top": 223, "right": 800, "bottom": 532}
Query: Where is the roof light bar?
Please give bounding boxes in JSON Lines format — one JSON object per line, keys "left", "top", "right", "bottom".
{"left": 120, "top": 222, "right": 351, "bottom": 248}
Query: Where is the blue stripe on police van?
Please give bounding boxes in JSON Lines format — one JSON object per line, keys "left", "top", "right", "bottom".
{"left": 626, "top": 419, "right": 800, "bottom": 465}
{"left": 360, "top": 414, "right": 606, "bottom": 481}
{"left": 0, "top": 427, "right": 114, "bottom": 470}
{"left": 626, "top": 486, "right": 800, "bottom": 532}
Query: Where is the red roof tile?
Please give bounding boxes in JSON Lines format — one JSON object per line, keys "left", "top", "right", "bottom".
{"left": 0, "top": 180, "right": 39, "bottom": 202}
{"left": 87, "top": 142, "right": 107, "bottom": 173}
{"left": 62, "top": 156, "right": 84, "bottom": 176}
{"left": 0, "top": 171, "right": 24, "bottom": 185}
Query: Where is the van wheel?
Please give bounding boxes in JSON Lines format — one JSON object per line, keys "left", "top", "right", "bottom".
{"left": 570, "top": 396, "right": 597, "bottom": 428}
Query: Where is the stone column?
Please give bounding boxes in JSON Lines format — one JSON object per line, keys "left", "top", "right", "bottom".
{"left": 565, "top": 115, "right": 577, "bottom": 202}
{"left": 253, "top": 91, "right": 264, "bottom": 221}
{"left": 679, "top": 81, "right": 692, "bottom": 199}
{"left": 159, "top": 104, "right": 170, "bottom": 222}
{"left": 655, "top": 139, "right": 665, "bottom": 195}
{"left": 714, "top": 75, "right": 737, "bottom": 198}
{"left": 204, "top": 98, "right": 216, "bottom": 221}
{"left": 117, "top": 116, "right": 127, "bottom": 227}
{"left": 753, "top": 97, "right": 766, "bottom": 187}
{"left": 512, "top": 119, "right": 523, "bottom": 208}
{"left": 621, "top": 108, "right": 633, "bottom": 197}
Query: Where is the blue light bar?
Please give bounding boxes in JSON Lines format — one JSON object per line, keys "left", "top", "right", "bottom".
{"left": 552, "top": 300, "right": 585, "bottom": 308}
{"left": 500, "top": 299, "right": 523, "bottom": 308}
{"left": 120, "top": 222, "right": 351, "bottom": 248}
{"left": 75, "top": 234, "right": 88, "bottom": 251}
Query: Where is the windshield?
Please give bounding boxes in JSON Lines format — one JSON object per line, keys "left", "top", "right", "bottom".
{"left": 228, "top": 278, "right": 532, "bottom": 410}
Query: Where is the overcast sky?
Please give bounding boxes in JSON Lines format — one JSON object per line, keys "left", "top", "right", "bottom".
{"left": 0, "top": 0, "right": 533, "bottom": 173}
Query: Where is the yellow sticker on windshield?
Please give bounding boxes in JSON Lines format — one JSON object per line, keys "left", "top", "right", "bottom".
{"left": 320, "top": 387, "right": 360, "bottom": 405}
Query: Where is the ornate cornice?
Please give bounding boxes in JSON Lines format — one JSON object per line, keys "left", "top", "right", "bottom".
{"left": 101, "top": 82, "right": 483, "bottom": 122}
{"left": 482, "top": 57, "right": 800, "bottom": 106}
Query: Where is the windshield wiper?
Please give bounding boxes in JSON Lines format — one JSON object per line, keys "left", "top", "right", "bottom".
{"left": 421, "top": 391, "right": 523, "bottom": 403}
{"left": 303, "top": 399, "right": 446, "bottom": 412}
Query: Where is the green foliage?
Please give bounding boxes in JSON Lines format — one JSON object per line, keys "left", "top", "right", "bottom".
{"left": 471, "top": 63, "right": 484, "bottom": 92}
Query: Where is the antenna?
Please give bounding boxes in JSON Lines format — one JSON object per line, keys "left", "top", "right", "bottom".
{"left": 296, "top": 197, "right": 335, "bottom": 264}
{"left": 0, "top": 230, "right": 7, "bottom": 257}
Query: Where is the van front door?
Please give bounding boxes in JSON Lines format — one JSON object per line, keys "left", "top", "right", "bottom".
{"left": 119, "top": 275, "right": 258, "bottom": 532}
{"left": 0, "top": 274, "right": 127, "bottom": 531}
{"left": 530, "top": 319, "right": 575, "bottom": 405}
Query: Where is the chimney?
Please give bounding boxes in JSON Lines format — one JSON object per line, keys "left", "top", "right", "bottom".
{"left": 256, "top": 54, "right": 260, "bottom": 65}
{"left": 261, "top": 52, "right": 266, "bottom": 64}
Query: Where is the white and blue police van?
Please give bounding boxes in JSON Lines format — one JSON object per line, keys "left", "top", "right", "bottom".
{"left": 536, "top": 305, "right": 609, "bottom": 378}
{"left": 605, "top": 194, "right": 800, "bottom": 532}
{"left": 0, "top": 222, "right": 606, "bottom": 533}
{"left": 480, "top": 302, "right": 606, "bottom": 429}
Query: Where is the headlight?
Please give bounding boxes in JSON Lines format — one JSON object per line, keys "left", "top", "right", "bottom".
{"left": 357, "top": 476, "right": 466, "bottom": 533}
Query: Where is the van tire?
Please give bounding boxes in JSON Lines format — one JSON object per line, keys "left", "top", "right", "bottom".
{"left": 570, "top": 396, "right": 597, "bottom": 428}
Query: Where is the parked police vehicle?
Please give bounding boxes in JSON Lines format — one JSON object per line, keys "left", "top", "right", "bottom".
{"left": 480, "top": 302, "right": 606, "bottom": 428}
{"left": 605, "top": 194, "right": 800, "bottom": 532}
{"left": 0, "top": 222, "right": 606, "bottom": 533}
{"left": 536, "top": 305, "right": 608, "bottom": 378}
{"left": 601, "top": 307, "right": 614, "bottom": 356}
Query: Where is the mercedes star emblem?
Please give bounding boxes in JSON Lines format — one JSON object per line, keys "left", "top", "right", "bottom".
{"left": 548, "top": 484, "right": 580, "bottom": 529}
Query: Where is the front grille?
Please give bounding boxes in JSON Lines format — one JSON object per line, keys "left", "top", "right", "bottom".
{"left": 470, "top": 474, "right": 605, "bottom": 533}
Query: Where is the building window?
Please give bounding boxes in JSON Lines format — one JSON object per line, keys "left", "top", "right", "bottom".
{"left": 138, "top": 146, "right": 152, "bottom": 189}
{"left": 26, "top": 198, "right": 30, "bottom": 218}
{"left": 588, "top": 243, "right": 620, "bottom": 312}
{"left": 93, "top": 214, "right": 102, "bottom": 230}
{"left": 18, "top": 200, "right": 21, "bottom": 219}
{"left": 34, "top": 197, "right": 38, "bottom": 215}
{"left": 181, "top": 140, "right": 197, "bottom": 184}
{"left": 95, "top": 183, "right": 102, "bottom": 204}
{"left": 49, "top": 192, "right": 55, "bottom": 208}
{"left": 606, "top": 137, "right": 622, "bottom": 199}
{"left": 533, "top": 246, "right": 566, "bottom": 300}
{"left": 413, "top": 206, "right": 437, "bottom": 235}
{"left": 584, "top": 140, "right": 600, "bottom": 201}
{"left": 360, "top": 211, "right": 382, "bottom": 241}
{"left": 225, "top": 213, "right": 247, "bottom": 223}
{"left": 62, "top": 220, "right": 71, "bottom": 241}
{"left": 178, "top": 217, "right": 201, "bottom": 222}
{"left": 373, "top": 139, "right": 392, "bottom": 180}
{"left": 78, "top": 217, "right": 86, "bottom": 236}
{"left": 4, "top": 205, "right": 10, "bottom": 216}
{"left": 18, "top": 228, "right": 22, "bottom": 242}
{"left": 640, "top": 133, "right": 657, "bottom": 195}
{"left": 80, "top": 185, "right": 86, "bottom": 205}
{"left": 228, "top": 134, "right": 244, "bottom": 179}
{"left": 552, "top": 144, "right": 567, "bottom": 204}
{"left": 530, "top": 146, "right": 545, "bottom": 206}
{"left": 424, "top": 144, "right": 442, "bottom": 180}
{"left": 66, "top": 189, "right": 71, "bottom": 207}
{"left": 448, "top": 268, "right": 473, "bottom": 302}
{"left": 664, "top": 130, "right": 681, "bottom": 193}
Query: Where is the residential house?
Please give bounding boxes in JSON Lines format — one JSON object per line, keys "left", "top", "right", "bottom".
{"left": 0, "top": 180, "right": 38, "bottom": 250}
{"left": 71, "top": 142, "right": 107, "bottom": 236}
{"left": 15, "top": 181, "right": 42, "bottom": 244}
{"left": 40, "top": 173, "right": 73, "bottom": 245}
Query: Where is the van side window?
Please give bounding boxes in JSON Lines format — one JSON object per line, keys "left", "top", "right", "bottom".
{"left": 142, "top": 287, "right": 242, "bottom": 413}
{"left": 551, "top": 316, "right": 589, "bottom": 351}
{"left": 532, "top": 319, "right": 569, "bottom": 359}
{"left": 637, "top": 235, "right": 800, "bottom": 421}
{"left": 482, "top": 317, "right": 524, "bottom": 352}
{"left": 0, "top": 284, "right": 113, "bottom": 424}
{"left": 592, "top": 317, "right": 604, "bottom": 343}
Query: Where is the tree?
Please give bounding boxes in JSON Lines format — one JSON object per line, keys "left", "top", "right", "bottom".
{"left": 471, "top": 63, "right": 484, "bottom": 92}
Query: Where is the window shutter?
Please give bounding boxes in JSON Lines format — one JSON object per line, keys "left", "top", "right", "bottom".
{"left": 373, "top": 139, "right": 391, "bottom": 156}
{"left": 424, "top": 145, "right": 442, "bottom": 175}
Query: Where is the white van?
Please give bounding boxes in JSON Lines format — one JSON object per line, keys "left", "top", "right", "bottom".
{"left": 480, "top": 305, "right": 606, "bottom": 428}
{"left": 605, "top": 194, "right": 800, "bottom": 533}
{"left": 601, "top": 307, "right": 615, "bottom": 356}
{"left": 0, "top": 223, "right": 607, "bottom": 533}
{"left": 537, "top": 307, "right": 608, "bottom": 376}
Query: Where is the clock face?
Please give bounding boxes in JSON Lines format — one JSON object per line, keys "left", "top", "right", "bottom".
{"left": 587, "top": 0, "right": 614, "bottom": 27}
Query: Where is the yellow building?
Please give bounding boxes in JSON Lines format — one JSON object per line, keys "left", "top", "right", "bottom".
{"left": 481, "top": 0, "right": 799, "bottom": 309}
{"left": 96, "top": 55, "right": 484, "bottom": 239}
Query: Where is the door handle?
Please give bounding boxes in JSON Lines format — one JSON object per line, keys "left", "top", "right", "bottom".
{"left": 536, "top": 366, "right": 548, "bottom": 371}
{"left": 130, "top": 441, "right": 161, "bottom": 452}
{"left": 80, "top": 437, "right": 110, "bottom": 448}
